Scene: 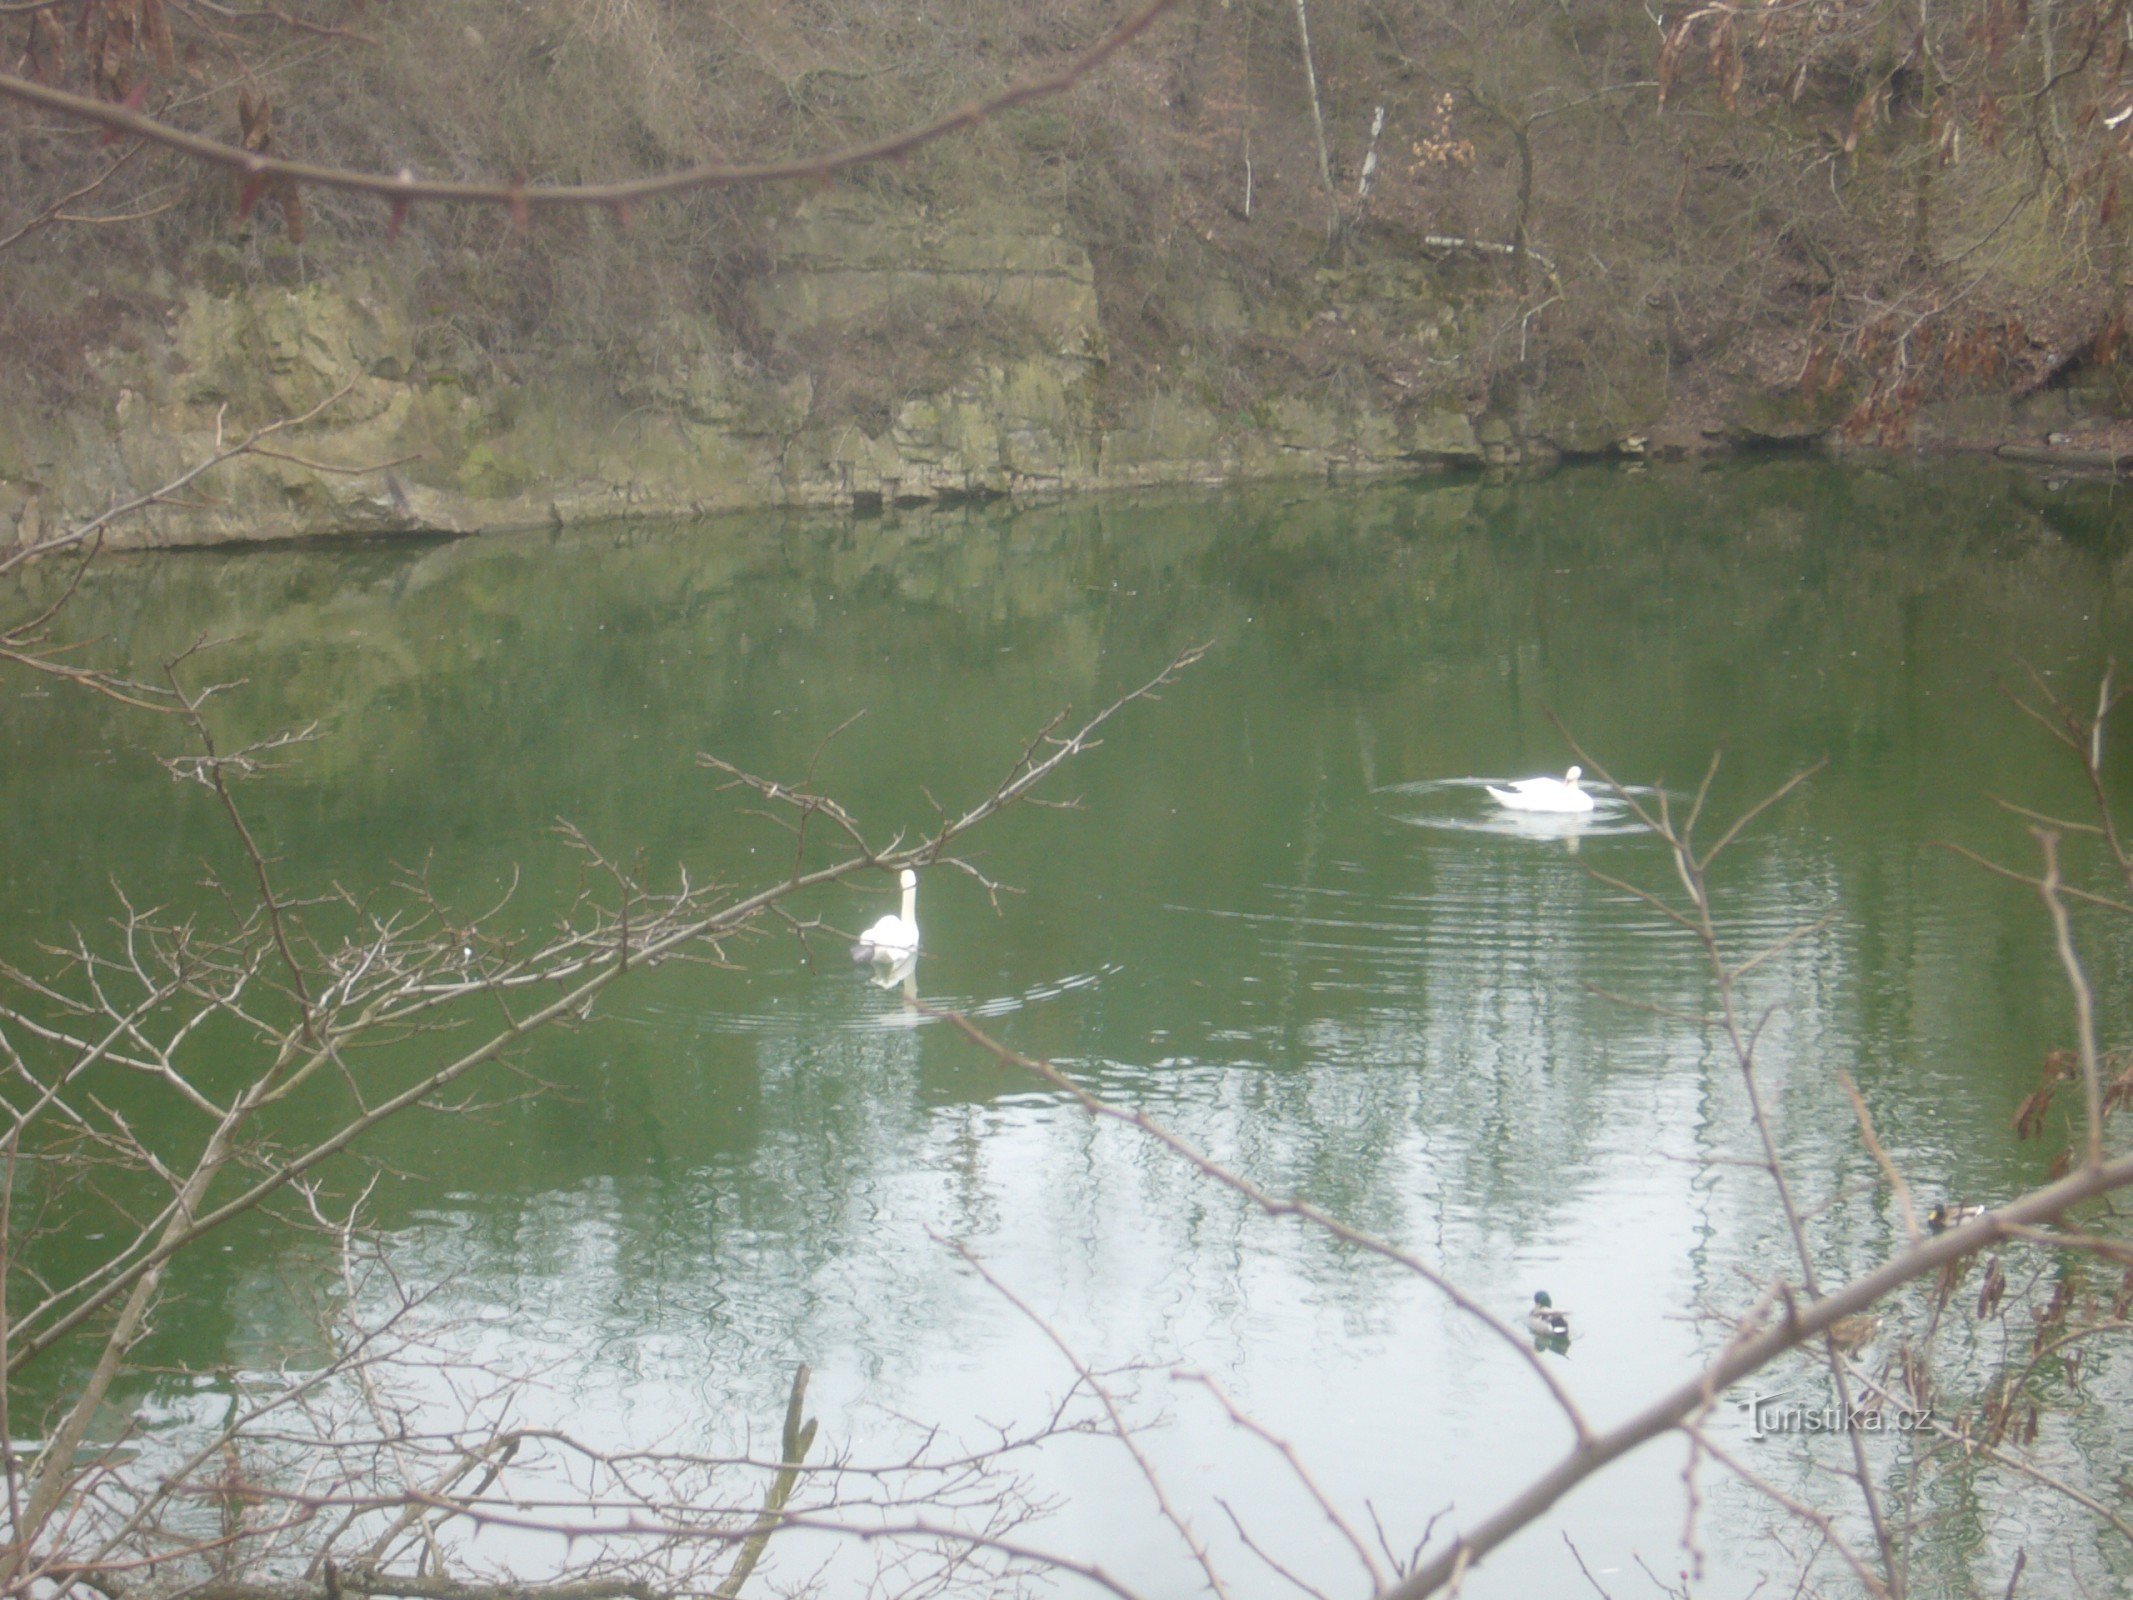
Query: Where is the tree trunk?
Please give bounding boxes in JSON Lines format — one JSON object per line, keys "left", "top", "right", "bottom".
{"left": 1290, "top": 0, "right": 1338, "bottom": 232}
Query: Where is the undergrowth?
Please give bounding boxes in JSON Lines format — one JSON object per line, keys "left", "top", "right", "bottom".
{"left": 5, "top": 0, "right": 2132, "bottom": 435}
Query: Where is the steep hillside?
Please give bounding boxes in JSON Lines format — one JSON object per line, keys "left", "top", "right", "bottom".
{"left": 7, "top": 0, "right": 2133, "bottom": 539}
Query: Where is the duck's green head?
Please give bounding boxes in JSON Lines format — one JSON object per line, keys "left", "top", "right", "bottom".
{"left": 1534, "top": 1291, "right": 1554, "bottom": 1308}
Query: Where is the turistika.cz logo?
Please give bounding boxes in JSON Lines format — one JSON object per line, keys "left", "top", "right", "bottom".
{"left": 1736, "top": 1393, "right": 1933, "bottom": 1439}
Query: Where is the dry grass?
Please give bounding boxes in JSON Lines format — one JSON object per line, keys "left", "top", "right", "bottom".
{"left": 5, "top": 0, "right": 2131, "bottom": 435}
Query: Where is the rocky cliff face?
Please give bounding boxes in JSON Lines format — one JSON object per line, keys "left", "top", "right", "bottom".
{"left": 3, "top": 196, "right": 1511, "bottom": 548}
{"left": 1, "top": 193, "right": 1991, "bottom": 550}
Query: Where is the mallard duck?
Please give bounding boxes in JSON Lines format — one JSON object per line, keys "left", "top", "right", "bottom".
{"left": 1828, "top": 1313, "right": 1881, "bottom": 1354}
{"left": 1487, "top": 766, "right": 1596, "bottom": 815}
{"left": 852, "top": 868, "right": 920, "bottom": 964}
{"left": 1927, "top": 1202, "right": 1986, "bottom": 1233}
{"left": 1527, "top": 1291, "right": 1572, "bottom": 1338}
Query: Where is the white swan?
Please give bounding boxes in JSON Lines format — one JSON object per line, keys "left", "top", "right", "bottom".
{"left": 868, "top": 951, "right": 918, "bottom": 993}
{"left": 1486, "top": 765, "right": 1596, "bottom": 814}
{"left": 852, "top": 868, "right": 920, "bottom": 964}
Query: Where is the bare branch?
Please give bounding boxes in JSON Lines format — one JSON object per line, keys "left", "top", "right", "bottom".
{"left": 921, "top": 1007, "right": 1594, "bottom": 1437}
{"left": 2035, "top": 831, "right": 2104, "bottom": 1169}
{"left": 0, "top": 0, "right": 1189, "bottom": 218}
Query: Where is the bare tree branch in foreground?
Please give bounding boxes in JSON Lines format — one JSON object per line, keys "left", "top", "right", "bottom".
{"left": 929, "top": 1011, "right": 2133, "bottom": 1598}
{"left": 0, "top": 385, "right": 388, "bottom": 709}
{"left": 9, "top": 397, "right": 2130, "bottom": 1598}
{"left": 916, "top": 687, "right": 2133, "bottom": 1600}
{"left": 0, "top": 611, "right": 1206, "bottom": 1600}
{"left": 0, "top": 0, "right": 1188, "bottom": 225}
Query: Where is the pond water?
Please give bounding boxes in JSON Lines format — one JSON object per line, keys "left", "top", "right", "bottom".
{"left": 4, "top": 458, "right": 2132, "bottom": 1598}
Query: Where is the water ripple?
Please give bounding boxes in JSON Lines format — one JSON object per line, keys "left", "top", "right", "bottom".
{"left": 1380, "top": 776, "right": 1660, "bottom": 840}
{"left": 628, "top": 964, "right": 1121, "bottom": 1037}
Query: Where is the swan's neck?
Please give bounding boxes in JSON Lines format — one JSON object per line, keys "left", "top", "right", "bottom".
{"left": 900, "top": 876, "right": 917, "bottom": 926}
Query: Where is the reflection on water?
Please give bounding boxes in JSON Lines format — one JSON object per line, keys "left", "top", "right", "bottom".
{"left": 864, "top": 950, "right": 919, "bottom": 993}
{"left": 1384, "top": 776, "right": 1656, "bottom": 848}
{"left": 4, "top": 459, "right": 2133, "bottom": 1597}
{"left": 629, "top": 963, "right": 1117, "bottom": 1033}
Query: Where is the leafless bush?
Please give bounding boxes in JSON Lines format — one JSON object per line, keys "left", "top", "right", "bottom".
{"left": 0, "top": 417, "right": 1217, "bottom": 1600}
{"left": 15, "top": 0, "right": 2128, "bottom": 440}
{"left": 900, "top": 674, "right": 2133, "bottom": 1600}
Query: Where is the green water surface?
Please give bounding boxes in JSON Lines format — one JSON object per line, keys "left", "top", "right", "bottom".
{"left": 4, "top": 458, "right": 2131, "bottom": 1598}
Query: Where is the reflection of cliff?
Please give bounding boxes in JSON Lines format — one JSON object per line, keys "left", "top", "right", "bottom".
{"left": 6, "top": 462, "right": 2132, "bottom": 1193}
{"left": 7, "top": 459, "right": 2129, "bottom": 927}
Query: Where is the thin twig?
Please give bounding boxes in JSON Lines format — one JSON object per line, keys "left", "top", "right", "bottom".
{"left": 0, "top": 0, "right": 1189, "bottom": 216}
{"left": 2035, "top": 831, "right": 2104, "bottom": 1169}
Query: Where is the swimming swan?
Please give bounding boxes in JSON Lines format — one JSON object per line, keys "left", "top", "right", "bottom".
{"left": 852, "top": 868, "right": 920, "bottom": 964}
{"left": 1486, "top": 765, "right": 1596, "bottom": 814}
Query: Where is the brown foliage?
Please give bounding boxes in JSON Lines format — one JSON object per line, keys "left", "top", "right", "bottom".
{"left": 1708, "top": 16, "right": 1742, "bottom": 113}
{"left": 17, "top": 0, "right": 173, "bottom": 97}
{"left": 235, "top": 86, "right": 302, "bottom": 241}
{"left": 9, "top": 0, "right": 2133, "bottom": 444}
{"left": 2015, "top": 1050, "right": 2073, "bottom": 1141}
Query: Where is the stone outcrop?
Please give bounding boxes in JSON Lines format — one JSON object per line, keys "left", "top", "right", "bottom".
{"left": 0, "top": 196, "right": 1642, "bottom": 549}
{"left": 3, "top": 198, "right": 1516, "bottom": 548}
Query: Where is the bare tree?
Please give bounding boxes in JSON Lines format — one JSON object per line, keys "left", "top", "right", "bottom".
{"left": 0, "top": 0, "right": 1188, "bottom": 226}
{"left": 9, "top": 2, "right": 2133, "bottom": 1590}
{"left": 0, "top": 411, "right": 1217, "bottom": 1600}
